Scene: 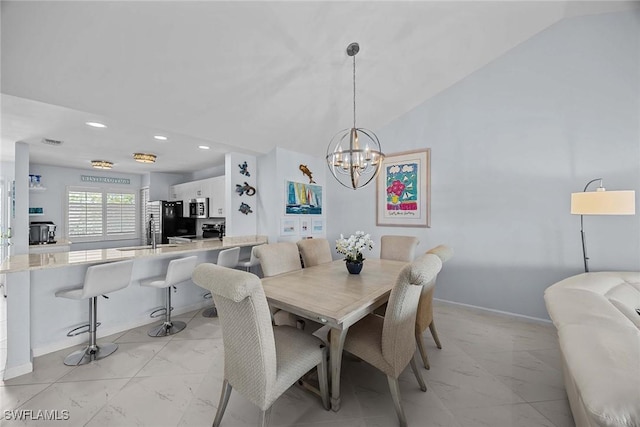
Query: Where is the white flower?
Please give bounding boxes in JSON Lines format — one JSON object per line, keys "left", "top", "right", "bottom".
{"left": 335, "top": 231, "right": 374, "bottom": 262}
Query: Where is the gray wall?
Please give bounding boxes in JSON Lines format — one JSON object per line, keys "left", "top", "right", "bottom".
{"left": 327, "top": 11, "right": 640, "bottom": 320}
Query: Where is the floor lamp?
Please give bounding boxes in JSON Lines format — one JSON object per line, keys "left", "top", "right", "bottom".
{"left": 570, "top": 178, "right": 635, "bottom": 272}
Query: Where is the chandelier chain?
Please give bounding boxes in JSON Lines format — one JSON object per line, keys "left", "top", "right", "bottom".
{"left": 352, "top": 54, "right": 356, "bottom": 129}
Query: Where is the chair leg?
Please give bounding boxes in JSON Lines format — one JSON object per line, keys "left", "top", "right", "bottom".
{"left": 387, "top": 376, "right": 408, "bottom": 427}
{"left": 148, "top": 287, "right": 186, "bottom": 337}
{"left": 212, "top": 379, "right": 232, "bottom": 427}
{"left": 409, "top": 356, "right": 427, "bottom": 392}
{"left": 415, "top": 330, "right": 430, "bottom": 370}
{"left": 259, "top": 407, "right": 272, "bottom": 427}
{"left": 317, "top": 346, "right": 330, "bottom": 410}
{"left": 64, "top": 296, "right": 118, "bottom": 366}
{"left": 429, "top": 320, "right": 442, "bottom": 349}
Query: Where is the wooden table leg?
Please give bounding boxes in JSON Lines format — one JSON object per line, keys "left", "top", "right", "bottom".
{"left": 330, "top": 326, "right": 348, "bottom": 412}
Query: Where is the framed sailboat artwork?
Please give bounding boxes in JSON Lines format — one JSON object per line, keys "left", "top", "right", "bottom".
{"left": 376, "top": 149, "right": 431, "bottom": 227}
{"left": 285, "top": 180, "right": 323, "bottom": 215}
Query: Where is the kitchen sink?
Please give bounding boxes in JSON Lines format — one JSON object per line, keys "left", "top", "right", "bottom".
{"left": 116, "top": 244, "right": 178, "bottom": 251}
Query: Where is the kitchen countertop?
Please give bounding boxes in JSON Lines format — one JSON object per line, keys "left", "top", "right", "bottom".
{"left": 28, "top": 239, "right": 72, "bottom": 248}
{"left": 1, "top": 235, "right": 267, "bottom": 273}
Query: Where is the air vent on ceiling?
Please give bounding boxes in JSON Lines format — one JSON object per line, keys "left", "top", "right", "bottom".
{"left": 41, "top": 138, "right": 64, "bottom": 146}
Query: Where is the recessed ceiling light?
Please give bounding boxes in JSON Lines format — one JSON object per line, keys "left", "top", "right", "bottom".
{"left": 86, "top": 121, "right": 107, "bottom": 128}
{"left": 198, "top": 145, "right": 210, "bottom": 150}
{"left": 154, "top": 135, "right": 168, "bottom": 141}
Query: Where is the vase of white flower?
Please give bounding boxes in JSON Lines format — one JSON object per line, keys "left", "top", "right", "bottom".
{"left": 336, "top": 231, "right": 374, "bottom": 274}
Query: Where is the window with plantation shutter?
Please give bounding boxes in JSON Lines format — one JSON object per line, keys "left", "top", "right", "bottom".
{"left": 67, "top": 187, "right": 138, "bottom": 241}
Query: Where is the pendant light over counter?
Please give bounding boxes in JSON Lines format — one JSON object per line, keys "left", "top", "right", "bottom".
{"left": 326, "top": 42, "right": 384, "bottom": 190}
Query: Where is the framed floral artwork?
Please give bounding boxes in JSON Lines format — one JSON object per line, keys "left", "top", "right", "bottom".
{"left": 376, "top": 149, "right": 431, "bottom": 227}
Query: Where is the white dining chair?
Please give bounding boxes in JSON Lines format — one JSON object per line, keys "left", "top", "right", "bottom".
{"left": 192, "top": 263, "right": 329, "bottom": 426}
{"left": 342, "top": 253, "right": 443, "bottom": 427}
{"left": 380, "top": 235, "right": 420, "bottom": 262}
{"left": 415, "top": 244, "right": 453, "bottom": 369}
{"left": 296, "top": 238, "right": 332, "bottom": 268}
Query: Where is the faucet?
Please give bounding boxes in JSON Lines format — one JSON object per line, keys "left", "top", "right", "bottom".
{"left": 149, "top": 214, "right": 157, "bottom": 249}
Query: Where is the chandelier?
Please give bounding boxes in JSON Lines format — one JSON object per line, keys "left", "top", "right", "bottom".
{"left": 326, "top": 42, "right": 384, "bottom": 190}
{"left": 133, "top": 153, "right": 157, "bottom": 163}
{"left": 91, "top": 160, "right": 113, "bottom": 169}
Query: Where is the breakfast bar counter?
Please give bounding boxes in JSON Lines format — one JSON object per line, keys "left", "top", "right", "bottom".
{"left": 1, "top": 235, "right": 267, "bottom": 380}
{"left": 1, "top": 236, "right": 266, "bottom": 274}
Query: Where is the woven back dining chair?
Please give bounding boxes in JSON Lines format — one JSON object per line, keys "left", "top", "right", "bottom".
{"left": 380, "top": 235, "right": 420, "bottom": 262}
{"left": 192, "top": 263, "right": 329, "bottom": 427}
{"left": 254, "top": 242, "right": 304, "bottom": 328}
{"left": 342, "top": 252, "right": 443, "bottom": 427}
{"left": 254, "top": 242, "right": 302, "bottom": 277}
{"left": 296, "top": 238, "right": 332, "bottom": 268}
{"left": 415, "top": 244, "right": 453, "bottom": 369}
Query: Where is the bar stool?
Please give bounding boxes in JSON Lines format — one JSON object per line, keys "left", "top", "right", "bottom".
{"left": 202, "top": 247, "right": 240, "bottom": 317}
{"left": 236, "top": 245, "right": 261, "bottom": 272}
{"left": 140, "top": 255, "right": 198, "bottom": 337}
{"left": 55, "top": 260, "right": 134, "bottom": 366}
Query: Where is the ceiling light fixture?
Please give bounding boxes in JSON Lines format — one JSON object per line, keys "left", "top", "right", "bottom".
{"left": 154, "top": 135, "right": 168, "bottom": 141}
{"left": 86, "top": 121, "right": 107, "bottom": 128}
{"left": 91, "top": 160, "right": 113, "bottom": 170}
{"left": 198, "top": 145, "right": 210, "bottom": 150}
{"left": 326, "top": 42, "right": 384, "bottom": 190}
{"left": 133, "top": 153, "right": 157, "bottom": 163}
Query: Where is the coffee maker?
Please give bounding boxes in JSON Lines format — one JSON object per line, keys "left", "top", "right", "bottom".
{"left": 29, "top": 221, "right": 56, "bottom": 244}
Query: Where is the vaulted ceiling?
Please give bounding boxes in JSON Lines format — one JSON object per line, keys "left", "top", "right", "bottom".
{"left": 1, "top": 1, "right": 635, "bottom": 174}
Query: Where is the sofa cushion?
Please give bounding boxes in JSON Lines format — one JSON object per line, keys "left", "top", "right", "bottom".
{"left": 545, "top": 271, "right": 640, "bottom": 427}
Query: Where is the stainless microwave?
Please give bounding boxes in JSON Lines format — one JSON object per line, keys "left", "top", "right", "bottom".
{"left": 189, "top": 198, "right": 209, "bottom": 218}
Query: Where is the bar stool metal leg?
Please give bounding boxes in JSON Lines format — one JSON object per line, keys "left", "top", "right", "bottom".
{"left": 63, "top": 296, "right": 119, "bottom": 366}
{"left": 202, "top": 292, "right": 218, "bottom": 317}
{"left": 148, "top": 287, "right": 186, "bottom": 337}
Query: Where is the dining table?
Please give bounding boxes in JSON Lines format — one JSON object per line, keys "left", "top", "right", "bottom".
{"left": 261, "top": 258, "right": 407, "bottom": 411}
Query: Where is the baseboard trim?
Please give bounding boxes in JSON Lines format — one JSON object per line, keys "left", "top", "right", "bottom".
{"left": 433, "top": 298, "right": 551, "bottom": 324}
{"left": 3, "top": 361, "right": 34, "bottom": 380}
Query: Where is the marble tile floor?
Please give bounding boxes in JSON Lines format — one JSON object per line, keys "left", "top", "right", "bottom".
{"left": 0, "top": 302, "right": 575, "bottom": 427}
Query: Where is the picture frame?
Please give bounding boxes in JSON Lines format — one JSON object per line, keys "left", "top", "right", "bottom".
{"left": 300, "top": 218, "right": 311, "bottom": 236}
{"left": 311, "top": 218, "right": 324, "bottom": 234}
{"left": 285, "top": 180, "right": 323, "bottom": 215}
{"left": 280, "top": 218, "right": 298, "bottom": 236}
{"left": 376, "top": 149, "right": 431, "bottom": 227}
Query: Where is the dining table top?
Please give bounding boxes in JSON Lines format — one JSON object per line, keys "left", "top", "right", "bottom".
{"left": 261, "top": 258, "right": 406, "bottom": 329}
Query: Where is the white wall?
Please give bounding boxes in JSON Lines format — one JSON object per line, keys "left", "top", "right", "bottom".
{"left": 327, "top": 11, "right": 640, "bottom": 320}
{"left": 28, "top": 163, "right": 144, "bottom": 250}
{"left": 224, "top": 152, "right": 257, "bottom": 236}
{"left": 257, "top": 147, "right": 327, "bottom": 243}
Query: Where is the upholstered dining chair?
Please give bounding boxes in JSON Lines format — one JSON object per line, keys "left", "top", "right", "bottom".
{"left": 380, "top": 235, "right": 420, "bottom": 262}
{"left": 343, "top": 253, "right": 443, "bottom": 427}
{"left": 254, "top": 242, "right": 304, "bottom": 328}
{"left": 254, "top": 242, "right": 302, "bottom": 277}
{"left": 296, "top": 238, "right": 332, "bottom": 267}
{"left": 415, "top": 244, "right": 454, "bottom": 369}
{"left": 192, "top": 263, "right": 329, "bottom": 427}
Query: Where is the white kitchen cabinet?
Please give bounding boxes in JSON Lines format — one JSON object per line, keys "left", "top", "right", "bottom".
{"left": 169, "top": 176, "right": 225, "bottom": 218}
{"left": 207, "top": 176, "right": 225, "bottom": 217}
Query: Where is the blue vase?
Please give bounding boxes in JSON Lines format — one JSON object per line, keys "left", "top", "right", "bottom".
{"left": 346, "top": 260, "right": 363, "bottom": 274}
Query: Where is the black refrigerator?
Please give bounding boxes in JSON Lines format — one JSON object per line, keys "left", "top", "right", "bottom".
{"left": 146, "top": 201, "right": 196, "bottom": 244}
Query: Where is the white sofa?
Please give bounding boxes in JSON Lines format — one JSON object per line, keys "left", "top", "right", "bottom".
{"left": 544, "top": 272, "right": 640, "bottom": 427}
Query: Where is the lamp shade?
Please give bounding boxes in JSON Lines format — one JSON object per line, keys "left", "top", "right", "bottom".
{"left": 571, "top": 190, "right": 635, "bottom": 215}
